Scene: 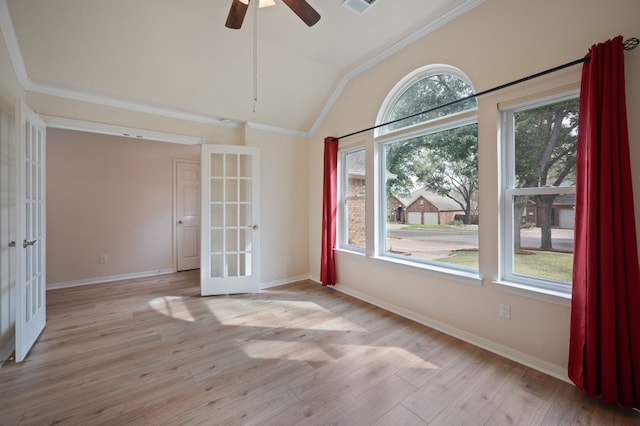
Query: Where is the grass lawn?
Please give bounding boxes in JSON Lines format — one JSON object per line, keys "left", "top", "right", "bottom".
{"left": 438, "top": 250, "right": 573, "bottom": 283}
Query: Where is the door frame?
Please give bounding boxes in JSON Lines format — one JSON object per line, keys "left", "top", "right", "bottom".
{"left": 173, "top": 159, "right": 201, "bottom": 272}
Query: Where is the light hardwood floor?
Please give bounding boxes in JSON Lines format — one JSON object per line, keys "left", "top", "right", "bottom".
{"left": 1, "top": 270, "right": 639, "bottom": 425}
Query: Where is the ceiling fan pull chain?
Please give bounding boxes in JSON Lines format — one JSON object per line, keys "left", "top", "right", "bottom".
{"left": 253, "top": 0, "right": 258, "bottom": 114}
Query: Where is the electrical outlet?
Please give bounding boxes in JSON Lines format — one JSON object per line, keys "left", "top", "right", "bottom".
{"left": 499, "top": 303, "right": 511, "bottom": 319}
{"left": 99, "top": 254, "right": 108, "bottom": 264}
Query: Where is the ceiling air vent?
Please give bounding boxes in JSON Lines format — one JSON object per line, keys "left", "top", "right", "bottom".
{"left": 343, "top": 0, "right": 378, "bottom": 16}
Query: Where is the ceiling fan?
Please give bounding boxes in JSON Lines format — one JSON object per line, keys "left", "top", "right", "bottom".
{"left": 225, "top": 0, "right": 321, "bottom": 29}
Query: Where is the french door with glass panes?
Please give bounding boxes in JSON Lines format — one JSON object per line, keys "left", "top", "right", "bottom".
{"left": 200, "top": 144, "right": 260, "bottom": 295}
{"left": 15, "top": 102, "right": 46, "bottom": 362}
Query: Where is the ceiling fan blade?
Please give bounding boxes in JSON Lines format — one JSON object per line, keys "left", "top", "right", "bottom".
{"left": 225, "top": 0, "right": 249, "bottom": 29}
{"left": 282, "top": 0, "right": 321, "bottom": 27}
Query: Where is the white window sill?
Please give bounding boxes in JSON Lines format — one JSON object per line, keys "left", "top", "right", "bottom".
{"left": 492, "top": 280, "right": 571, "bottom": 307}
{"left": 371, "top": 255, "right": 482, "bottom": 287}
{"left": 334, "top": 247, "right": 366, "bottom": 257}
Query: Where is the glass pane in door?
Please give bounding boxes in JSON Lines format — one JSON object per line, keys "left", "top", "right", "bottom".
{"left": 208, "top": 152, "right": 254, "bottom": 279}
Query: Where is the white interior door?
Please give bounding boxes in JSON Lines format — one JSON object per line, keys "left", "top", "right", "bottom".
{"left": 176, "top": 161, "right": 200, "bottom": 271}
{"left": 15, "top": 102, "right": 46, "bottom": 362}
{"left": 200, "top": 144, "right": 260, "bottom": 296}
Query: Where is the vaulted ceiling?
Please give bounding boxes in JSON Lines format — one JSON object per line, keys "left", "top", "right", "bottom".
{"left": 2, "top": 0, "right": 483, "bottom": 136}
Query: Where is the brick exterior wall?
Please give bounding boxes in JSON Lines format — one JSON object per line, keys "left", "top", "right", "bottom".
{"left": 347, "top": 177, "right": 366, "bottom": 247}
{"left": 406, "top": 197, "right": 439, "bottom": 214}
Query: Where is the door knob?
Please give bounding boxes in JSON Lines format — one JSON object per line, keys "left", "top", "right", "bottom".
{"left": 252, "top": 224, "right": 259, "bottom": 230}
{"left": 178, "top": 220, "right": 184, "bottom": 224}
{"left": 23, "top": 239, "right": 36, "bottom": 248}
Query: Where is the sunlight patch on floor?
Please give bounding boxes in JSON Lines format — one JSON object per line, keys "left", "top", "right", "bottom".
{"left": 242, "top": 340, "right": 440, "bottom": 370}
{"left": 205, "top": 299, "right": 367, "bottom": 332}
{"left": 148, "top": 296, "right": 196, "bottom": 322}
{"left": 242, "top": 339, "right": 337, "bottom": 363}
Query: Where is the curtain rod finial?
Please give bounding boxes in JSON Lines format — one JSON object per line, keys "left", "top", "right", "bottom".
{"left": 623, "top": 37, "right": 638, "bottom": 51}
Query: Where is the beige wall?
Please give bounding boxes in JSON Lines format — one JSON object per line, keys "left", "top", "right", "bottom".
{"left": 309, "top": 0, "right": 640, "bottom": 378}
{"left": 46, "top": 126, "right": 311, "bottom": 289}
{"left": 244, "top": 126, "right": 310, "bottom": 286}
{"left": 46, "top": 129, "right": 200, "bottom": 285}
{"left": 0, "top": 26, "right": 23, "bottom": 359}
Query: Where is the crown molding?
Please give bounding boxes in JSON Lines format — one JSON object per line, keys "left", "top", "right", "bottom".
{"left": 0, "top": 0, "right": 485, "bottom": 140}
{"left": 28, "top": 80, "right": 242, "bottom": 130}
{"left": 246, "top": 120, "right": 309, "bottom": 138}
{"left": 42, "top": 115, "right": 205, "bottom": 145}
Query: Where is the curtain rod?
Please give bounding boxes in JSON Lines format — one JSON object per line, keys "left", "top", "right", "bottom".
{"left": 336, "top": 37, "right": 639, "bottom": 141}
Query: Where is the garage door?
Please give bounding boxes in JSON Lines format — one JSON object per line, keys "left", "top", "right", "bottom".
{"left": 408, "top": 212, "right": 439, "bottom": 225}
{"left": 407, "top": 212, "right": 422, "bottom": 225}
{"left": 423, "top": 212, "right": 438, "bottom": 225}
{"left": 559, "top": 208, "right": 575, "bottom": 229}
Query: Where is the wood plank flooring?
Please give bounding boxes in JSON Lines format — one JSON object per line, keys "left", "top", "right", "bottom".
{"left": 1, "top": 270, "right": 639, "bottom": 425}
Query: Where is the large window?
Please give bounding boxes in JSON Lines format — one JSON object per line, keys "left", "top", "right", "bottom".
{"left": 501, "top": 94, "right": 578, "bottom": 293}
{"left": 376, "top": 66, "right": 479, "bottom": 273}
{"left": 338, "top": 147, "right": 366, "bottom": 252}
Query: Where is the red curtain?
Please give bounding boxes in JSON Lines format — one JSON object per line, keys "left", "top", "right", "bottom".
{"left": 320, "top": 137, "right": 339, "bottom": 286}
{"left": 569, "top": 36, "right": 640, "bottom": 408}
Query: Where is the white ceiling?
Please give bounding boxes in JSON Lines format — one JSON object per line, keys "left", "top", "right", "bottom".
{"left": 3, "top": 0, "right": 483, "bottom": 136}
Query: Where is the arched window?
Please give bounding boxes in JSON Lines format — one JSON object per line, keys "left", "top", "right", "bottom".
{"left": 375, "top": 65, "right": 479, "bottom": 275}
{"left": 376, "top": 65, "right": 477, "bottom": 136}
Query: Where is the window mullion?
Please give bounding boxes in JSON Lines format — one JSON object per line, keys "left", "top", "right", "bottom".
{"left": 501, "top": 110, "right": 516, "bottom": 283}
{"left": 375, "top": 110, "right": 478, "bottom": 145}
{"left": 376, "top": 141, "right": 387, "bottom": 256}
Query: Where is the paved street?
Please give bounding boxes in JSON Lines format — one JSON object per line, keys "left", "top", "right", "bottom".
{"left": 386, "top": 224, "right": 573, "bottom": 261}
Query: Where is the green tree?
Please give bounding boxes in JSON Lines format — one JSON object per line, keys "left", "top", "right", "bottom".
{"left": 416, "top": 125, "right": 478, "bottom": 224}
{"left": 387, "top": 74, "right": 475, "bottom": 131}
{"left": 514, "top": 98, "right": 578, "bottom": 250}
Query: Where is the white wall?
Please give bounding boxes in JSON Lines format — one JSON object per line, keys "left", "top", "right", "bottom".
{"left": 309, "top": 0, "right": 640, "bottom": 378}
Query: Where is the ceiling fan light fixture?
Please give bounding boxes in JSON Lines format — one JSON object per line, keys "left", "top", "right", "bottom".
{"left": 226, "top": 0, "right": 320, "bottom": 29}
{"left": 239, "top": 0, "right": 276, "bottom": 8}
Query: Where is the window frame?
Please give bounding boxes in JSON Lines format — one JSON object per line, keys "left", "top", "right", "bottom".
{"left": 337, "top": 146, "right": 367, "bottom": 254}
{"left": 373, "top": 64, "right": 480, "bottom": 279}
{"left": 375, "top": 112, "right": 479, "bottom": 274}
{"left": 498, "top": 91, "right": 579, "bottom": 297}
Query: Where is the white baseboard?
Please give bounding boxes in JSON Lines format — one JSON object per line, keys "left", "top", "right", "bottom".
{"left": 47, "top": 268, "right": 176, "bottom": 290}
{"left": 49, "top": 271, "right": 312, "bottom": 292}
{"left": 260, "top": 274, "right": 311, "bottom": 290}
{"left": 0, "top": 336, "right": 15, "bottom": 368}
{"left": 331, "top": 283, "right": 570, "bottom": 384}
